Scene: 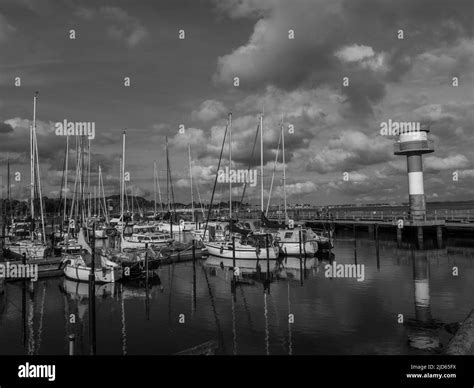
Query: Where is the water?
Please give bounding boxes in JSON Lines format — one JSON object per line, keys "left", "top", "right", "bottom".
{"left": 0, "top": 233, "right": 473, "bottom": 355}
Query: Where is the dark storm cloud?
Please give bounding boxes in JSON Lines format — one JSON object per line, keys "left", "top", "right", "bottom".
{"left": 0, "top": 122, "right": 14, "bottom": 133}
{"left": 214, "top": 0, "right": 473, "bottom": 116}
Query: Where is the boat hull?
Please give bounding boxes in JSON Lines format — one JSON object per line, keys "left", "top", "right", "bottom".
{"left": 120, "top": 238, "right": 172, "bottom": 250}
{"left": 63, "top": 259, "right": 122, "bottom": 283}
{"left": 205, "top": 242, "right": 278, "bottom": 260}
{"left": 205, "top": 255, "right": 277, "bottom": 274}
{"left": 6, "top": 241, "right": 48, "bottom": 260}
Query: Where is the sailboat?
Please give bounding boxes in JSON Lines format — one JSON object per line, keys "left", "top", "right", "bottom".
{"left": 261, "top": 122, "right": 319, "bottom": 256}
{"left": 117, "top": 132, "right": 173, "bottom": 250}
{"left": 62, "top": 228, "right": 122, "bottom": 283}
{"left": 6, "top": 92, "right": 48, "bottom": 260}
{"left": 204, "top": 113, "right": 279, "bottom": 269}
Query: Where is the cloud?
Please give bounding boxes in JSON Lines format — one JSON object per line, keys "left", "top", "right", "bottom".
{"left": 459, "top": 169, "right": 474, "bottom": 179}
{"left": 335, "top": 44, "right": 387, "bottom": 73}
{"left": 191, "top": 100, "right": 228, "bottom": 122}
{"left": 275, "top": 181, "right": 317, "bottom": 196}
{"left": 335, "top": 44, "right": 374, "bottom": 62}
{"left": 0, "top": 13, "right": 15, "bottom": 41}
{"left": 424, "top": 154, "right": 470, "bottom": 172}
{"left": 212, "top": 0, "right": 273, "bottom": 19}
{"left": 0, "top": 122, "right": 13, "bottom": 133}
{"left": 304, "top": 130, "right": 393, "bottom": 173}
{"left": 212, "top": 0, "right": 473, "bottom": 117}
{"left": 76, "top": 6, "right": 148, "bottom": 47}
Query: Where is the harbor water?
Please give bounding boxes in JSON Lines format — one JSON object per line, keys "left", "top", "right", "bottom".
{"left": 0, "top": 232, "right": 473, "bottom": 355}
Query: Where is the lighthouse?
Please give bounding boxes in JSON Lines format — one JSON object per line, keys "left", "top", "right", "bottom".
{"left": 394, "top": 127, "right": 434, "bottom": 220}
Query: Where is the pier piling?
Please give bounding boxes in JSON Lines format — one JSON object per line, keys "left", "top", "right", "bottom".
{"left": 232, "top": 236, "right": 236, "bottom": 292}
{"left": 68, "top": 334, "right": 75, "bottom": 356}
{"left": 436, "top": 226, "right": 443, "bottom": 249}
{"left": 396, "top": 227, "right": 402, "bottom": 247}
{"left": 375, "top": 224, "right": 380, "bottom": 270}
{"left": 417, "top": 226, "right": 424, "bottom": 250}
{"left": 353, "top": 224, "right": 357, "bottom": 263}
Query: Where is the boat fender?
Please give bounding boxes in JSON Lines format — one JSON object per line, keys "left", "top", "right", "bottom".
{"left": 219, "top": 261, "right": 224, "bottom": 269}
{"left": 220, "top": 246, "right": 224, "bottom": 254}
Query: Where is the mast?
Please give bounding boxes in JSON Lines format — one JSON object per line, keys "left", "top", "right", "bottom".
{"left": 166, "top": 137, "right": 170, "bottom": 213}
{"left": 80, "top": 135, "right": 85, "bottom": 225}
{"left": 154, "top": 161, "right": 164, "bottom": 217}
{"left": 7, "top": 155, "right": 10, "bottom": 225}
{"left": 153, "top": 161, "right": 157, "bottom": 217}
{"left": 131, "top": 187, "right": 134, "bottom": 218}
{"left": 87, "top": 138, "right": 91, "bottom": 219}
{"left": 98, "top": 165, "right": 108, "bottom": 223}
{"left": 63, "top": 135, "right": 69, "bottom": 222}
{"left": 281, "top": 123, "right": 287, "bottom": 222}
{"left": 33, "top": 123, "right": 46, "bottom": 244}
{"left": 228, "top": 112, "right": 232, "bottom": 222}
{"left": 121, "top": 130, "right": 126, "bottom": 223}
{"left": 260, "top": 112, "right": 264, "bottom": 213}
{"left": 188, "top": 145, "right": 195, "bottom": 222}
{"left": 30, "top": 92, "right": 38, "bottom": 241}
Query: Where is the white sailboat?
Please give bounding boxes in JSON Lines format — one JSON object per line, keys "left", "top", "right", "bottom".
{"left": 266, "top": 122, "right": 318, "bottom": 256}
{"left": 120, "top": 229, "right": 173, "bottom": 250}
{"left": 62, "top": 229, "right": 122, "bottom": 283}
{"left": 204, "top": 112, "right": 279, "bottom": 269}
{"left": 6, "top": 92, "right": 48, "bottom": 260}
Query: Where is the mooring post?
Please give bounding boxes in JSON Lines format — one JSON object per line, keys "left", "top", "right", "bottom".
{"left": 145, "top": 243, "right": 149, "bottom": 320}
{"left": 192, "top": 239, "right": 197, "bottom": 310}
{"left": 68, "top": 334, "right": 75, "bottom": 356}
{"left": 298, "top": 229, "right": 302, "bottom": 259}
{"left": 22, "top": 253, "right": 27, "bottom": 347}
{"left": 436, "top": 226, "right": 443, "bottom": 249}
{"left": 89, "top": 223, "right": 96, "bottom": 355}
{"left": 266, "top": 234, "right": 270, "bottom": 288}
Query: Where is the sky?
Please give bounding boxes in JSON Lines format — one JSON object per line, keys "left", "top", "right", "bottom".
{"left": 0, "top": 0, "right": 473, "bottom": 206}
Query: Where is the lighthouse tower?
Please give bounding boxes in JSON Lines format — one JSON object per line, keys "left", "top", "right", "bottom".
{"left": 394, "top": 127, "right": 434, "bottom": 220}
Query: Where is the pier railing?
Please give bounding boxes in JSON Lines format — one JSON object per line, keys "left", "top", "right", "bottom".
{"left": 233, "top": 209, "right": 474, "bottom": 224}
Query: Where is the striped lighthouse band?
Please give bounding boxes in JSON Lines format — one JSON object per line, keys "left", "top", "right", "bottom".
{"left": 406, "top": 154, "right": 426, "bottom": 218}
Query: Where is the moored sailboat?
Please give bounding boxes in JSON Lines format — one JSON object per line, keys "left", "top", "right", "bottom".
{"left": 203, "top": 112, "right": 279, "bottom": 269}
{"left": 5, "top": 92, "right": 49, "bottom": 261}
{"left": 62, "top": 228, "right": 122, "bottom": 283}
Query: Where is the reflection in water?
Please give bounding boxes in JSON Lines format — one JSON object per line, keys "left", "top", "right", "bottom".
{"left": 200, "top": 262, "right": 226, "bottom": 354}
{"left": 0, "top": 236, "right": 473, "bottom": 355}
{"left": 231, "top": 295, "right": 237, "bottom": 355}
{"left": 287, "top": 282, "right": 292, "bottom": 355}
{"left": 121, "top": 284, "right": 127, "bottom": 355}
{"left": 27, "top": 285, "right": 35, "bottom": 355}
{"left": 405, "top": 250, "right": 442, "bottom": 352}
{"left": 35, "top": 284, "right": 46, "bottom": 355}
{"left": 264, "top": 292, "right": 269, "bottom": 355}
